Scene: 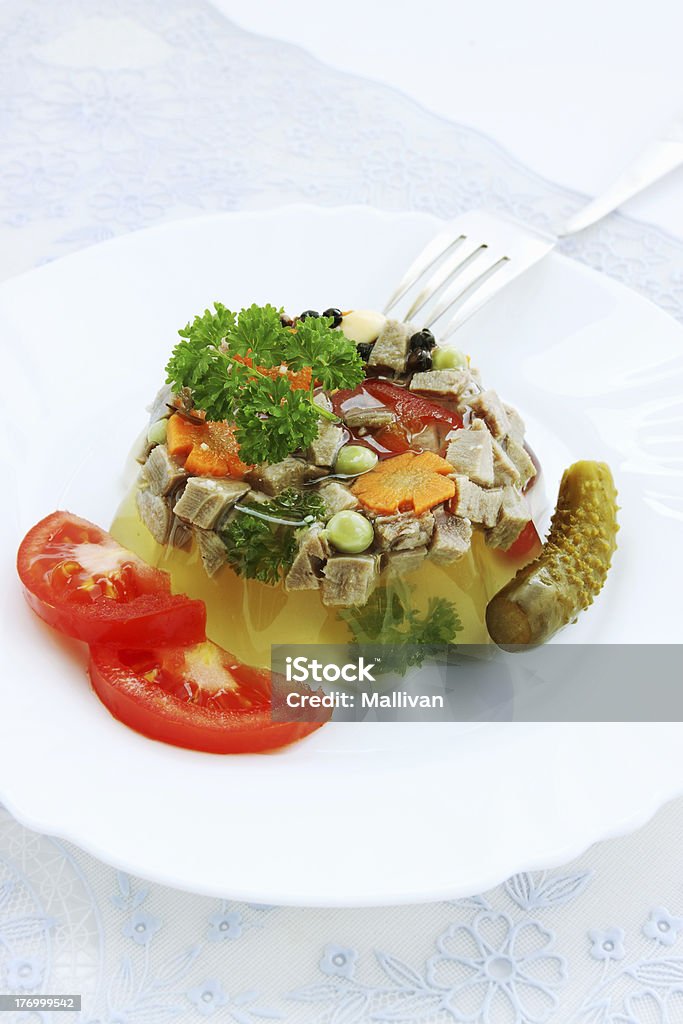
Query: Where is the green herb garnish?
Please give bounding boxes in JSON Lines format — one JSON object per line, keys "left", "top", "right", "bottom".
{"left": 341, "top": 585, "right": 462, "bottom": 675}
{"left": 165, "top": 303, "right": 365, "bottom": 465}
{"left": 219, "top": 489, "right": 326, "bottom": 585}
{"left": 233, "top": 375, "right": 320, "bottom": 467}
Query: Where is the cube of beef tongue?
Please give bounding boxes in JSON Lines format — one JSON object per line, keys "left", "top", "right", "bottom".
{"left": 194, "top": 528, "right": 229, "bottom": 576}
{"left": 136, "top": 489, "right": 171, "bottom": 544}
{"left": 246, "top": 457, "right": 307, "bottom": 496}
{"left": 321, "top": 555, "right": 379, "bottom": 607}
{"left": 173, "top": 477, "right": 250, "bottom": 529}
{"left": 137, "top": 489, "right": 191, "bottom": 549}
{"left": 143, "top": 444, "right": 187, "bottom": 496}
{"left": 450, "top": 476, "right": 503, "bottom": 527}
{"left": 503, "top": 403, "right": 526, "bottom": 445}
{"left": 445, "top": 423, "right": 494, "bottom": 486}
{"left": 429, "top": 507, "right": 472, "bottom": 564}
{"left": 384, "top": 546, "right": 428, "bottom": 577}
{"left": 410, "top": 368, "right": 478, "bottom": 401}
{"left": 491, "top": 437, "right": 521, "bottom": 486}
{"left": 285, "top": 525, "right": 332, "bottom": 592}
{"left": 412, "top": 422, "right": 441, "bottom": 453}
{"left": 505, "top": 438, "right": 536, "bottom": 488}
{"left": 368, "top": 319, "right": 412, "bottom": 373}
{"left": 304, "top": 465, "right": 330, "bottom": 482}
{"left": 318, "top": 480, "right": 360, "bottom": 517}
{"left": 146, "top": 383, "right": 175, "bottom": 425}
{"left": 373, "top": 511, "right": 435, "bottom": 551}
{"left": 486, "top": 487, "right": 530, "bottom": 550}
{"left": 169, "top": 517, "right": 193, "bottom": 551}
{"left": 343, "top": 406, "right": 396, "bottom": 430}
{"left": 306, "top": 397, "right": 344, "bottom": 466}
{"left": 312, "top": 392, "right": 334, "bottom": 414}
{"left": 468, "top": 390, "right": 510, "bottom": 439}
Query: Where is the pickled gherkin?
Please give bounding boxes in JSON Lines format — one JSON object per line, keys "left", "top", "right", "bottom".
{"left": 486, "top": 461, "right": 618, "bottom": 648}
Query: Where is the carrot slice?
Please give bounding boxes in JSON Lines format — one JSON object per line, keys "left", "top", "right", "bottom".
{"left": 167, "top": 414, "right": 251, "bottom": 479}
{"left": 233, "top": 354, "right": 313, "bottom": 391}
{"left": 352, "top": 451, "right": 455, "bottom": 516}
{"left": 166, "top": 415, "right": 204, "bottom": 458}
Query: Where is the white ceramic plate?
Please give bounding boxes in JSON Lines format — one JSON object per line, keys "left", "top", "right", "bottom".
{"left": 1, "top": 206, "right": 682, "bottom": 907}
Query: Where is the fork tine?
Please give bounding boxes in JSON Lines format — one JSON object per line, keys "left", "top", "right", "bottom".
{"left": 386, "top": 210, "right": 555, "bottom": 338}
{"left": 434, "top": 258, "right": 525, "bottom": 341}
{"left": 383, "top": 227, "right": 467, "bottom": 314}
{"left": 404, "top": 240, "right": 488, "bottom": 321}
{"left": 423, "top": 253, "right": 511, "bottom": 329}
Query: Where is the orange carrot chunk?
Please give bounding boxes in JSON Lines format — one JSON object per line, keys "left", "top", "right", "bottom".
{"left": 166, "top": 414, "right": 204, "bottom": 458}
{"left": 233, "top": 354, "right": 313, "bottom": 391}
{"left": 352, "top": 451, "right": 455, "bottom": 516}
{"left": 166, "top": 414, "right": 251, "bottom": 479}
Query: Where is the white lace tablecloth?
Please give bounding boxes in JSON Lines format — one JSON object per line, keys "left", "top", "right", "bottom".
{"left": 2, "top": 3, "right": 683, "bottom": 1022}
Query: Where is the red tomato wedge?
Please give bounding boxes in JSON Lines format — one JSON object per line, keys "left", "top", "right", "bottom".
{"left": 89, "top": 642, "right": 329, "bottom": 753}
{"left": 363, "top": 379, "right": 463, "bottom": 429}
{"left": 17, "top": 511, "right": 206, "bottom": 647}
{"left": 331, "top": 380, "right": 462, "bottom": 431}
{"left": 494, "top": 520, "right": 542, "bottom": 560}
{"left": 373, "top": 422, "right": 413, "bottom": 454}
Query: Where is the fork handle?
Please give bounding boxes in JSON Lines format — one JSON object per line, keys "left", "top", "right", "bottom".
{"left": 557, "top": 118, "right": 683, "bottom": 236}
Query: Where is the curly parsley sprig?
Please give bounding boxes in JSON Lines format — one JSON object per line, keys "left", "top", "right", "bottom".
{"left": 165, "top": 303, "right": 364, "bottom": 464}
{"left": 218, "top": 490, "right": 326, "bottom": 584}
{"left": 341, "top": 585, "right": 462, "bottom": 676}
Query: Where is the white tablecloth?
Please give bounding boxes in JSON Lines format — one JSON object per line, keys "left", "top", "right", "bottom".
{"left": 2, "top": 2, "right": 683, "bottom": 1022}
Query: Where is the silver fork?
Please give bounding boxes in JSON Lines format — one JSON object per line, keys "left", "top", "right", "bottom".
{"left": 384, "top": 120, "right": 683, "bottom": 341}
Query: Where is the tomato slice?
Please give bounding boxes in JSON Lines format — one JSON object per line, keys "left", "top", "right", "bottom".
{"left": 363, "top": 380, "right": 462, "bottom": 429}
{"left": 17, "top": 511, "right": 206, "bottom": 646}
{"left": 88, "top": 641, "right": 329, "bottom": 753}
{"left": 332, "top": 380, "right": 462, "bottom": 431}
{"left": 373, "top": 422, "right": 412, "bottom": 454}
{"left": 494, "top": 519, "right": 542, "bottom": 560}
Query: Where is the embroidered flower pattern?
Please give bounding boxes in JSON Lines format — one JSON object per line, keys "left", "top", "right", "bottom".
{"left": 207, "top": 909, "right": 243, "bottom": 942}
{"left": 186, "top": 978, "right": 228, "bottom": 1017}
{"left": 426, "top": 912, "right": 566, "bottom": 1023}
{"left": 643, "top": 907, "right": 683, "bottom": 947}
{"left": 319, "top": 944, "right": 358, "bottom": 979}
{"left": 615, "top": 988, "right": 683, "bottom": 1024}
{"left": 122, "top": 910, "right": 162, "bottom": 947}
{"left": 4, "top": 956, "right": 45, "bottom": 992}
{"left": 588, "top": 927, "right": 626, "bottom": 961}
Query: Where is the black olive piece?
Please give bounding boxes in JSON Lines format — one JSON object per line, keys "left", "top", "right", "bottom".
{"left": 407, "top": 348, "right": 432, "bottom": 373}
{"left": 322, "top": 307, "right": 343, "bottom": 328}
{"left": 299, "top": 310, "right": 320, "bottom": 321}
{"left": 357, "top": 342, "right": 374, "bottom": 362}
{"left": 409, "top": 328, "right": 436, "bottom": 351}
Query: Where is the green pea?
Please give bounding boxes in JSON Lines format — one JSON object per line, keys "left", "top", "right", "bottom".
{"left": 326, "top": 511, "right": 374, "bottom": 554}
{"left": 431, "top": 346, "right": 467, "bottom": 370}
{"left": 147, "top": 418, "right": 168, "bottom": 445}
{"left": 335, "top": 444, "right": 378, "bottom": 477}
